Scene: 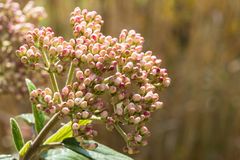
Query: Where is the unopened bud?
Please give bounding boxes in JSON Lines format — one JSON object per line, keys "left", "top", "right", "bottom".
{"left": 134, "top": 134, "right": 142, "bottom": 142}
{"left": 82, "top": 111, "right": 89, "bottom": 119}
{"left": 45, "top": 88, "right": 52, "bottom": 95}
{"left": 80, "top": 101, "right": 88, "bottom": 109}
{"left": 44, "top": 95, "right": 52, "bottom": 102}
{"left": 74, "top": 98, "right": 82, "bottom": 106}
{"left": 75, "top": 91, "right": 83, "bottom": 97}
{"left": 134, "top": 117, "right": 141, "bottom": 124}
{"left": 163, "top": 77, "right": 171, "bottom": 87}
{"left": 62, "top": 86, "right": 69, "bottom": 96}
{"left": 100, "top": 111, "right": 108, "bottom": 119}
{"left": 72, "top": 123, "right": 80, "bottom": 130}
{"left": 67, "top": 99, "right": 75, "bottom": 107}
{"left": 140, "top": 126, "right": 149, "bottom": 135}
{"left": 132, "top": 94, "right": 141, "bottom": 102}
{"left": 62, "top": 107, "right": 70, "bottom": 115}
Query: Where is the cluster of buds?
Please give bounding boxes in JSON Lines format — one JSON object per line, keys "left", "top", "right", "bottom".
{"left": 21, "top": 7, "right": 170, "bottom": 153}
{"left": 0, "top": 0, "right": 47, "bottom": 98}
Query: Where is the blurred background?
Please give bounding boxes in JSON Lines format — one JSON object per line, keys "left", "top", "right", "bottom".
{"left": 1, "top": 0, "right": 240, "bottom": 159}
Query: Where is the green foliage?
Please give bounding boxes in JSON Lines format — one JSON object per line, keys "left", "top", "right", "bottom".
{"left": 40, "top": 148, "right": 89, "bottom": 160}
{"left": 16, "top": 113, "right": 49, "bottom": 126}
{"left": 44, "top": 120, "right": 91, "bottom": 144}
{"left": 25, "top": 78, "right": 45, "bottom": 133}
{"left": 0, "top": 155, "right": 14, "bottom": 160}
{"left": 62, "top": 138, "right": 133, "bottom": 160}
{"left": 19, "top": 140, "right": 32, "bottom": 157}
{"left": 10, "top": 118, "right": 24, "bottom": 151}
{"left": 40, "top": 138, "right": 133, "bottom": 160}
{"left": 16, "top": 113, "right": 35, "bottom": 125}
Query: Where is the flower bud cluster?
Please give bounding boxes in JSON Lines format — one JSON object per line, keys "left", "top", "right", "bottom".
{"left": 0, "top": 0, "right": 47, "bottom": 98}
{"left": 70, "top": 7, "right": 103, "bottom": 38}
{"left": 21, "top": 7, "right": 170, "bottom": 153}
{"left": 16, "top": 27, "right": 72, "bottom": 73}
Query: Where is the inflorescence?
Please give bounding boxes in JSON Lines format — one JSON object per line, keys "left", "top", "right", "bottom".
{"left": 0, "top": 0, "right": 46, "bottom": 98}
{"left": 17, "top": 7, "right": 171, "bottom": 154}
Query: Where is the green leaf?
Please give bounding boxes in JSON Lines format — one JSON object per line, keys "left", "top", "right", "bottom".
{"left": 44, "top": 120, "right": 91, "bottom": 144}
{"left": 16, "top": 113, "right": 49, "bottom": 126}
{"left": 0, "top": 155, "right": 14, "bottom": 160}
{"left": 19, "top": 140, "right": 32, "bottom": 157}
{"left": 16, "top": 113, "right": 34, "bottom": 125}
{"left": 40, "top": 147, "right": 89, "bottom": 160}
{"left": 25, "top": 78, "right": 45, "bottom": 133}
{"left": 10, "top": 118, "right": 24, "bottom": 151}
{"left": 63, "top": 138, "right": 133, "bottom": 160}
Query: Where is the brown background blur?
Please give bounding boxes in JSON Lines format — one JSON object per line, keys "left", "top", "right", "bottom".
{"left": 1, "top": 0, "right": 240, "bottom": 160}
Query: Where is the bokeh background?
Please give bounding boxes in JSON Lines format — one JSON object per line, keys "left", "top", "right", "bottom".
{"left": 1, "top": 0, "right": 240, "bottom": 160}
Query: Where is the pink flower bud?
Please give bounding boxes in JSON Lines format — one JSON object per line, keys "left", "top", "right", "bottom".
{"left": 44, "top": 95, "right": 52, "bottom": 102}
{"left": 76, "top": 70, "right": 84, "bottom": 81}
{"left": 56, "top": 64, "right": 63, "bottom": 73}
{"left": 67, "top": 99, "right": 75, "bottom": 107}
{"left": 72, "top": 123, "right": 79, "bottom": 130}
{"left": 163, "top": 77, "right": 171, "bottom": 87}
{"left": 116, "top": 105, "right": 123, "bottom": 116}
{"left": 30, "top": 90, "right": 38, "bottom": 97}
{"left": 134, "top": 134, "right": 142, "bottom": 142}
{"left": 82, "top": 111, "right": 89, "bottom": 119}
{"left": 140, "top": 126, "right": 149, "bottom": 135}
{"left": 99, "top": 49, "right": 106, "bottom": 57}
{"left": 26, "top": 49, "right": 34, "bottom": 57}
{"left": 49, "top": 47, "right": 57, "bottom": 56}
{"left": 83, "top": 78, "right": 91, "bottom": 86}
{"left": 43, "top": 36, "right": 49, "bottom": 45}
{"left": 92, "top": 45, "right": 99, "bottom": 54}
{"left": 49, "top": 106, "right": 56, "bottom": 114}
{"left": 134, "top": 117, "right": 141, "bottom": 124}
{"left": 80, "top": 101, "right": 88, "bottom": 109}
{"left": 21, "top": 56, "right": 28, "bottom": 64}
{"left": 84, "top": 92, "right": 93, "bottom": 100}
{"left": 53, "top": 92, "right": 61, "bottom": 101}
{"left": 78, "top": 84, "right": 86, "bottom": 90}
{"left": 154, "top": 101, "right": 163, "bottom": 109}
{"left": 144, "top": 91, "right": 153, "bottom": 101}
{"left": 132, "top": 94, "right": 141, "bottom": 102}
{"left": 118, "top": 92, "right": 125, "bottom": 100}
{"left": 62, "top": 86, "right": 69, "bottom": 96}
{"left": 100, "top": 111, "right": 108, "bottom": 119}
{"left": 36, "top": 104, "right": 43, "bottom": 110}
{"left": 56, "top": 45, "right": 63, "bottom": 53}
{"left": 114, "top": 77, "right": 122, "bottom": 85}
{"left": 75, "top": 50, "right": 83, "bottom": 58}
{"left": 74, "top": 98, "right": 82, "bottom": 105}
{"left": 109, "top": 86, "right": 117, "bottom": 94}
{"left": 81, "top": 54, "right": 87, "bottom": 62}
{"left": 135, "top": 45, "right": 142, "bottom": 52}
{"left": 45, "top": 88, "right": 52, "bottom": 95}
{"left": 87, "top": 53, "right": 93, "bottom": 62}
{"left": 96, "top": 62, "right": 103, "bottom": 70}
{"left": 62, "top": 107, "right": 70, "bottom": 115}
{"left": 84, "top": 69, "right": 91, "bottom": 76}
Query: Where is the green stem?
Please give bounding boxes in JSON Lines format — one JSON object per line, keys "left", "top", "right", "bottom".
{"left": 22, "top": 48, "right": 62, "bottom": 160}
{"left": 49, "top": 72, "right": 60, "bottom": 93}
{"left": 22, "top": 112, "right": 61, "bottom": 160}
{"left": 65, "top": 62, "right": 75, "bottom": 86}
{"left": 114, "top": 124, "right": 128, "bottom": 144}
{"left": 41, "top": 49, "right": 60, "bottom": 93}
